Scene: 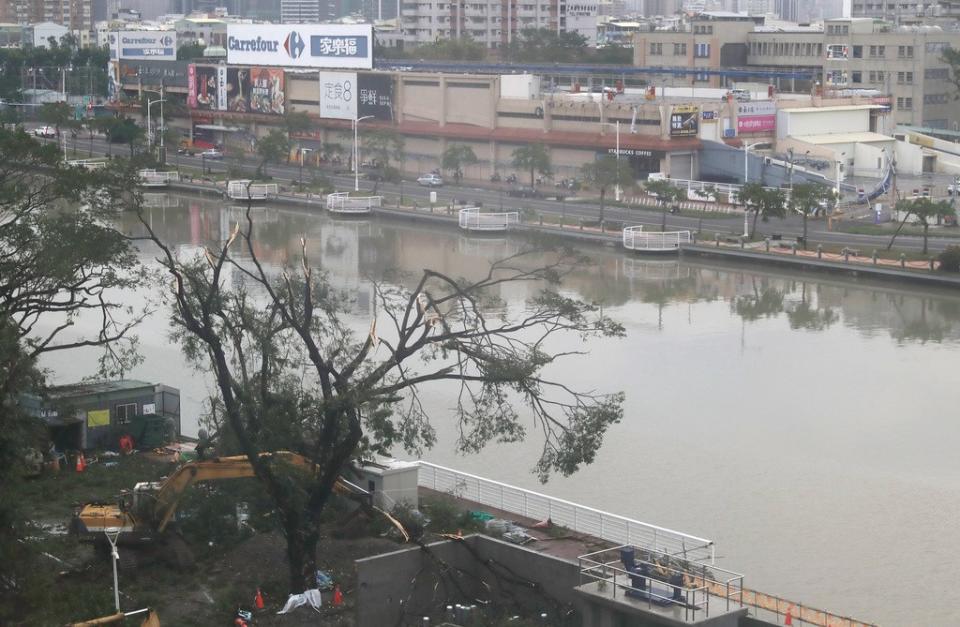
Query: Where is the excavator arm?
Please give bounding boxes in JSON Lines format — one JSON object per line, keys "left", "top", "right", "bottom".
{"left": 153, "top": 451, "right": 357, "bottom": 532}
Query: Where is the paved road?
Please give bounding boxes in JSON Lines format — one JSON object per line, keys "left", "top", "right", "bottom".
{"left": 43, "top": 131, "right": 959, "bottom": 254}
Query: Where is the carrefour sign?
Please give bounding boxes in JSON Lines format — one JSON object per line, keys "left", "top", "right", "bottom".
{"left": 227, "top": 24, "right": 372, "bottom": 70}
{"left": 110, "top": 31, "right": 177, "bottom": 61}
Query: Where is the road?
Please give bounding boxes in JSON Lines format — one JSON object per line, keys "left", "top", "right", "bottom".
{"left": 42, "top": 130, "right": 959, "bottom": 254}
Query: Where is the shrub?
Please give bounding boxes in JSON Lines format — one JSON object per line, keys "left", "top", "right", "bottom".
{"left": 938, "top": 246, "right": 960, "bottom": 272}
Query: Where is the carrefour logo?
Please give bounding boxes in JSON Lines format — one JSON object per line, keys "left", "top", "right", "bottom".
{"left": 160, "top": 35, "right": 173, "bottom": 46}
{"left": 284, "top": 31, "right": 305, "bottom": 59}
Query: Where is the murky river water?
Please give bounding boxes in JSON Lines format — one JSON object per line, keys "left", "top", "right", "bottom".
{"left": 43, "top": 195, "right": 960, "bottom": 625}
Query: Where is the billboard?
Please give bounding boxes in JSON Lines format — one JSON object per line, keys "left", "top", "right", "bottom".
{"left": 225, "top": 67, "right": 249, "bottom": 112}
{"left": 736, "top": 101, "right": 776, "bottom": 134}
{"left": 193, "top": 65, "right": 221, "bottom": 110}
{"left": 248, "top": 68, "right": 285, "bottom": 115}
{"left": 319, "top": 71, "right": 357, "bottom": 120}
{"left": 357, "top": 73, "right": 394, "bottom": 121}
{"left": 118, "top": 60, "right": 190, "bottom": 88}
{"left": 227, "top": 24, "right": 373, "bottom": 70}
{"left": 110, "top": 31, "right": 177, "bottom": 61}
{"left": 188, "top": 64, "right": 196, "bottom": 108}
{"left": 217, "top": 65, "right": 227, "bottom": 111}
{"left": 670, "top": 104, "right": 699, "bottom": 137}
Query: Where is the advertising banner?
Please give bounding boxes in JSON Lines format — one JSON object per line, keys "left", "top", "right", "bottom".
{"left": 118, "top": 60, "right": 190, "bottom": 88}
{"left": 193, "top": 65, "right": 220, "bottom": 110}
{"left": 736, "top": 101, "right": 776, "bottom": 133}
{"left": 217, "top": 65, "right": 227, "bottom": 111}
{"left": 357, "top": 73, "right": 394, "bottom": 121}
{"left": 670, "top": 104, "right": 699, "bottom": 137}
{"left": 188, "top": 64, "right": 196, "bottom": 108}
{"left": 225, "top": 67, "right": 249, "bottom": 112}
{"left": 107, "top": 60, "right": 119, "bottom": 102}
{"left": 319, "top": 71, "right": 357, "bottom": 120}
{"left": 111, "top": 31, "right": 177, "bottom": 61}
{"left": 227, "top": 24, "right": 373, "bottom": 70}
{"left": 249, "top": 68, "right": 285, "bottom": 115}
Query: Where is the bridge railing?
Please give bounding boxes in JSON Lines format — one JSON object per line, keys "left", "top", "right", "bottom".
{"left": 139, "top": 169, "right": 180, "bottom": 186}
{"left": 326, "top": 191, "right": 382, "bottom": 213}
{"left": 622, "top": 226, "right": 691, "bottom": 252}
{"left": 417, "top": 461, "right": 714, "bottom": 563}
{"left": 227, "top": 181, "right": 278, "bottom": 200}
{"left": 458, "top": 206, "right": 519, "bottom": 231}
{"left": 67, "top": 159, "right": 107, "bottom": 171}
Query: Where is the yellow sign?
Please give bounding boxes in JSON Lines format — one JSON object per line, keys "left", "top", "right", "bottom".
{"left": 87, "top": 409, "right": 110, "bottom": 428}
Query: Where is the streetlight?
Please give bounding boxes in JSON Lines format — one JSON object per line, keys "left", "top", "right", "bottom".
{"left": 834, "top": 151, "right": 846, "bottom": 218}
{"left": 600, "top": 120, "right": 622, "bottom": 201}
{"left": 147, "top": 98, "right": 166, "bottom": 159}
{"left": 299, "top": 147, "right": 313, "bottom": 190}
{"left": 743, "top": 141, "right": 769, "bottom": 184}
{"left": 353, "top": 115, "right": 374, "bottom": 191}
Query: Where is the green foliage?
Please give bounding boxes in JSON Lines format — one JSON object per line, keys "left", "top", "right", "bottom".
{"left": 942, "top": 47, "right": 960, "bottom": 100}
{"left": 895, "top": 197, "right": 955, "bottom": 254}
{"left": 284, "top": 110, "right": 312, "bottom": 135}
{"left": 441, "top": 143, "right": 479, "bottom": 182}
{"left": 938, "top": 246, "right": 960, "bottom": 272}
{"left": 581, "top": 156, "right": 635, "bottom": 222}
{"left": 0, "top": 43, "right": 111, "bottom": 101}
{"left": 789, "top": 182, "right": 835, "bottom": 247}
{"left": 738, "top": 182, "right": 787, "bottom": 238}
{"left": 511, "top": 142, "right": 551, "bottom": 187}
{"left": 361, "top": 127, "right": 405, "bottom": 170}
{"left": 504, "top": 28, "right": 588, "bottom": 63}
{"left": 177, "top": 42, "right": 206, "bottom": 61}
{"left": 255, "top": 129, "right": 290, "bottom": 177}
{"left": 395, "top": 37, "right": 486, "bottom": 61}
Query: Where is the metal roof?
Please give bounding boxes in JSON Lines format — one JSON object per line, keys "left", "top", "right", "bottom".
{"left": 48, "top": 379, "right": 156, "bottom": 399}
{"left": 781, "top": 105, "right": 885, "bottom": 113}
{"left": 793, "top": 132, "right": 894, "bottom": 144}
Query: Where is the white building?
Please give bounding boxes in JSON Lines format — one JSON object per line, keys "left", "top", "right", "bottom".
{"left": 28, "top": 22, "right": 69, "bottom": 48}
{"left": 401, "top": 0, "right": 600, "bottom": 48}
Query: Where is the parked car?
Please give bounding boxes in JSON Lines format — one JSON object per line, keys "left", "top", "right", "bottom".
{"left": 200, "top": 148, "right": 223, "bottom": 159}
{"left": 417, "top": 173, "right": 443, "bottom": 187}
{"left": 33, "top": 126, "right": 57, "bottom": 138}
{"left": 507, "top": 185, "right": 542, "bottom": 198}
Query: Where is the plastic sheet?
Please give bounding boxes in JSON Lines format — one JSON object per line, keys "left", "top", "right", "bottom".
{"left": 276, "top": 589, "right": 322, "bottom": 614}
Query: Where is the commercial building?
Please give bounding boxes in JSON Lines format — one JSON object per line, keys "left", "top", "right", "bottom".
{"left": 9, "top": 0, "right": 93, "bottom": 32}
{"left": 399, "top": 0, "right": 600, "bottom": 48}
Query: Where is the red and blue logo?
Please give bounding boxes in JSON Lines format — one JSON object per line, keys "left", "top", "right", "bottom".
{"left": 284, "top": 31, "right": 305, "bottom": 59}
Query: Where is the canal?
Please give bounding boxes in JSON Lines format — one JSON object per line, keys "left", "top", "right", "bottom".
{"left": 44, "top": 194, "right": 960, "bottom": 625}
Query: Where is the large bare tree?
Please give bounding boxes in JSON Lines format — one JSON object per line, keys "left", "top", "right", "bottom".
{"left": 138, "top": 207, "right": 625, "bottom": 592}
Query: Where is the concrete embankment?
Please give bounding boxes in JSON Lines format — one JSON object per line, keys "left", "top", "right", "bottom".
{"left": 167, "top": 181, "right": 959, "bottom": 288}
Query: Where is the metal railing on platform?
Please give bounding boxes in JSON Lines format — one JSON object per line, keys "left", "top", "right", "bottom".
{"left": 226, "top": 180, "right": 278, "bottom": 201}
{"left": 417, "top": 461, "right": 714, "bottom": 563}
{"left": 622, "top": 226, "right": 692, "bottom": 252}
{"left": 458, "top": 206, "right": 519, "bottom": 232}
{"left": 326, "top": 191, "right": 382, "bottom": 214}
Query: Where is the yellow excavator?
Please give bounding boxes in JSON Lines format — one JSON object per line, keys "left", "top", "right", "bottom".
{"left": 71, "top": 451, "right": 375, "bottom": 568}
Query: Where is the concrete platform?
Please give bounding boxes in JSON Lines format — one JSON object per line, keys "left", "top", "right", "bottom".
{"left": 575, "top": 580, "right": 747, "bottom": 627}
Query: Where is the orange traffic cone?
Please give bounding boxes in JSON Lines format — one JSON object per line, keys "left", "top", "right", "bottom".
{"left": 332, "top": 585, "right": 343, "bottom": 606}
{"left": 254, "top": 588, "right": 264, "bottom": 610}
{"left": 784, "top": 607, "right": 793, "bottom": 626}
{"left": 75, "top": 453, "right": 86, "bottom": 473}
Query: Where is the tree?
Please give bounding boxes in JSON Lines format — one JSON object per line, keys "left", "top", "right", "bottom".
{"left": 284, "top": 111, "right": 312, "bottom": 164}
{"left": 643, "top": 179, "right": 685, "bottom": 231}
{"left": 360, "top": 128, "right": 405, "bottom": 188}
{"left": 0, "top": 129, "right": 142, "bottom": 611}
{"left": 581, "top": 156, "right": 635, "bottom": 224}
{"left": 788, "top": 182, "right": 834, "bottom": 249}
{"left": 738, "top": 182, "right": 787, "bottom": 239}
{"left": 255, "top": 129, "right": 290, "bottom": 178}
{"left": 441, "top": 143, "right": 478, "bottom": 183}
{"left": 942, "top": 47, "right": 960, "bottom": 100}
{"left": 891, "top": 197, "right": 954, "bottom": 254}
{"left": 137, "top": 207, "right": 625, "bottom": 592}
{"left": 106, "top": 116, "right": 145, "bottom": 158}
{"left": 38, "top": 101, "right": 72, "bottom": 138}
{"left": 511, "top": 143, "right": 551, "bottom": 188}
{"left": 504, "top": 28, "right": 588, "bottom": 63}
{"left": 177, "top": 42, "right": 206, "bottom": 61}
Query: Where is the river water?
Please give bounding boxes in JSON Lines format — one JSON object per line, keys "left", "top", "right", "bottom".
{"left": 44, "top": 194, "right": 960, "bottom": 625}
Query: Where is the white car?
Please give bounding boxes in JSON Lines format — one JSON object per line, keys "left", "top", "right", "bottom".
{"left": 200, "top": 148, "right": 223, "bottom": 159}
{"left": 417, "top": 173, "right": 443, "bottom": 187}
{"left": 33, "top": 126, "right": 57, "bottom": 138}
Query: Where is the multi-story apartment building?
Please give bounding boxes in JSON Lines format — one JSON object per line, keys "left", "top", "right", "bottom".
{"left": 11, "top": 0, "right": 93, "bottom": 32}
{"left": 635, "top": 15, "right": 960, "bottom": 129}
{"left": 749, "top": 18, "right": 960, "bottom": 129}
{"left": 851, "top": 0, "right": 960, "bottom": 22}
{"left": 400, "top": 0, "right": 599, "bottom": 48}
{"left": 633, "top": 11, "right": 762, "bottom": 88}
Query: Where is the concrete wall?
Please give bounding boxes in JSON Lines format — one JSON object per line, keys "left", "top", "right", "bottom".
{"left": 355, "top": 535, "right": 584, "bottom": 627}
{"left": 700, "top": 141, "right": 833, "bottom": 188}
{"left": 777, "top": 108, "right": 870, "bottom": 139}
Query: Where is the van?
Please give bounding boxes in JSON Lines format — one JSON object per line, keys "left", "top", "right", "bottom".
{"left": 731, "top": 89, "right": 751, "bottom": 102}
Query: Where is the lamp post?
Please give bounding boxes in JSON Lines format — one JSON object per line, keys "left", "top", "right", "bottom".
{"left": 743, "top": 141, "right": 768, "bottom": 184}
{"left": 834, "top": 151, "right": 846, "bottom": 219}
{"left": 299, "top": 147, "right": 313, "bottom": 190}
{"left": 600, "top": 120, "right": 622, "bottom": 201}
{"left": 142, "top": 86, "right": 165, "bottom": 161}
{"left": 147, "top": 97, "right": 166, "bottom": 159}
{"left": 353, "top": 115, "right": 374, "bottom": 191}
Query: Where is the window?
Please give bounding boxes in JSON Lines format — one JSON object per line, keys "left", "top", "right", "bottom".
{"left": 897, "top": 97, "right": 913, "bottom": 110}
{"left": 925, "top": 68, "right": 949, "bottom": 79}
{"left": 694, "top": 42, "right": 710, "bottom": 58}
{"left": 694, "top": 71, "right": 709, "bottom": 82}
{"left": 116, "top": 403, "right": 138, "bottom": 425}
{"left": 673, "top": 42, "right": 686, "bottom": 55}
{"left": 852, "top": 45, "right": 862, "bottom": 58}
{"left": 851, "top": 71, "right": 862, "bottom": 83}
{"left": 650, "top": 42, "right": 662, "bottom": 55}
{"left": 898, "top": 45, "right": 913, "bottom": 58}
{"left": 897, "top": 71, "right": 913, "bottom": 84}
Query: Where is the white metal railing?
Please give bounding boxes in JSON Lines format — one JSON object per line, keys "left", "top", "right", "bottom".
{"left": 138, "top": 169, "right": 180, "bottom": 187}
{"left": 67, "top": 158, "right": 106, "bottom": 171}
{"left": 141, "top": 193, "right": 180, "bottom": 208}
{"left": 622, "top": 226, "right": 692, "bottom": 252}
{"left": 458, "top": 206, "right": 520, "bottom": 231}
{"left": 326, "top": 191, "right": 382, "bottom": 214}
{"left": 226, "top": 180, "right": 278, "bottom": 201}
{"left": 417, "top": 461, "right": 714, "bottom": 563}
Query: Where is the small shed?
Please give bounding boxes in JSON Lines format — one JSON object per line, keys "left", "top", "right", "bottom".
{"left": 351, "top": 458, "right": 420, "bottom": 511}
{"left": 39, "top": 380, "right": 181, "bottom": 451}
